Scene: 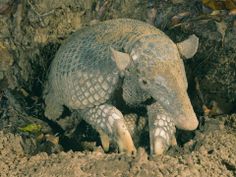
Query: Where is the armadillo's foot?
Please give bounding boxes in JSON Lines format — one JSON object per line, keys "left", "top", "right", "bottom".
{"left": 44, "top": 96, "right": 63, "bottom": 120}
{"left": 147, "top": 103, "right": 176, "bottom": 155}
{"left": 81, "top": 104, "right": 136, "bottom": 154}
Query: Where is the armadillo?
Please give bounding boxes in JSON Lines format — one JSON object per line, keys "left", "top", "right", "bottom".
{"left": 44, "top": 18, "right": 199, "bottom": 155}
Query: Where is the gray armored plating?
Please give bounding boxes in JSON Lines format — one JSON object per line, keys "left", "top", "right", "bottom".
{"left": 44, "top": 18, "right": 199, "bottom": 155}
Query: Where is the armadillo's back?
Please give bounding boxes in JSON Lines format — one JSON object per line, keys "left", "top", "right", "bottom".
{"left": 46, "top": 19, "right": 167, "bottom": 109}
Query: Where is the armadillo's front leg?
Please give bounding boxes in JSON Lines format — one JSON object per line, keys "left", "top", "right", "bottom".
{"left": 147, "top": 102, "right": 176, "bottom": 155}
{"left": 80, "top": 104, "right": 136, "bottom": 154}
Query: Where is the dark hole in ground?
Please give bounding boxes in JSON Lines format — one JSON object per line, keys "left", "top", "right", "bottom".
{"left": 222, "top": 160, "right": 236, "bottom": 174}
{"left": 208, "top": 149, "right": 214, "bottom": 154}
{"left": 60, "top": 120, "right": 100, "bottom": 152}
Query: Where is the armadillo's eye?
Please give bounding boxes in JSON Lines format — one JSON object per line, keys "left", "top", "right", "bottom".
{"left": 141, "top": 79, "right": 147, "bottom": 85}
{"left": 139, "top": 77, "right": 150, "bottom": 89}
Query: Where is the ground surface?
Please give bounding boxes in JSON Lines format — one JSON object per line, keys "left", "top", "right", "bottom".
{"left": 0, "top": 0, "right": 235, "bottom": 177}
{"left": 1, "top": 114, "right": 236, "bottom": 176}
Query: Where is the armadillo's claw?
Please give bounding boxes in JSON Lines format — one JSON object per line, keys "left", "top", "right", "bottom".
{"left": 150, "top": 125, "right": 176, "bottom": 155}
{"left": 81, "top": 104, "right": 136, "bottom": 154}
{"left": 153, "top": 135, "right": 177, "bottom": 155}
{"left": 98, "top": 130, "right": 110, "bottom": 152}
{"left": 153, "top": 136, "right": 167, "bottom": 155}
{"left": 98, "top": 121, "right": 137, "bottom": 154}
{"left": 114, "top": 119, "right": 137, "bottom": 155}
{"left": 171, "top": 136, "right": 177, "bottom": 146}
{"left": 148, "top": 103, "right": 176, "bottom": 155}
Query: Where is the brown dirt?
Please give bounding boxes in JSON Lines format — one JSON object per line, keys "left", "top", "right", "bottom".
{"left": 0, "top": 0, "right": 235, "bottom": 176}
{"left": 0, "top": 114, "right": 236, "bottom": 177}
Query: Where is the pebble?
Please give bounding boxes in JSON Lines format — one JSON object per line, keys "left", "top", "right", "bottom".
{"left": 199, "top": 146, "right": 208, "bottom": 155}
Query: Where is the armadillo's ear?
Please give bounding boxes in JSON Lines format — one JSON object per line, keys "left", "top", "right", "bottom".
{"left": 110, "top": 47, "right": 132, "bottom": 71}
{"left": 177, "top": 35, "right": 199, "bottom": 59}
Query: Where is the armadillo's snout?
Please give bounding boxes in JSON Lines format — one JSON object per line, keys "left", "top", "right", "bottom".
{"left": 175, "top": 112, "right": 198, "bottom": 130}
{"left": 174, "top": 93, "right": 199, "bottom": 131}
{"left": 150, "top": 89, "right": 198, "bottom": 131}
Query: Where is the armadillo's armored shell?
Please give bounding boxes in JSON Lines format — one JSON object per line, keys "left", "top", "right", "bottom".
{"left": 45, "top": 19, "right": 169, "bottom": 111}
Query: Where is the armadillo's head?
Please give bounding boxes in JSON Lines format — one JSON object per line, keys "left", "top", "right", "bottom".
{"left": 111, "top": 34, "right": 199, "bottom": 130}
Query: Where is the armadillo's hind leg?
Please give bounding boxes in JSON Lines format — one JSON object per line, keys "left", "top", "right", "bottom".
{"left": 147, "top": 103, "right": 176, "bottom": 155}
{"left": 80, "top": 104, "right": 136, "bottom": 154}
{"left": 44, "top": 94, "right": 64, "bottom": 120}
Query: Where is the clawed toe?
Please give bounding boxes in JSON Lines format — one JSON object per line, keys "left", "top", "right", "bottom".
{"left": 98, "top": 129, "right": 110, "bottom": 152}
{"left": 151, "top": 128, "right": 177, "bottom": 155}
{"left": 114, "top": 120, "right": 137, "bottom": 154}
{"left": 153, "top": 136, "right": 167, "bottom": 155}
{"left": 81, "top": 104, "right": 136, "bottom": 154}
{"left": 98, "top": 120, "right": 137, "bottom": 154}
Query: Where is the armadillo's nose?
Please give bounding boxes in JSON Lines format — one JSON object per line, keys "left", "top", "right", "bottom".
{"left": 175, "top": 113, "right": 198, "bottom": 130}
{"left": 175, "top": 95, "right": 199, "bottom": 131}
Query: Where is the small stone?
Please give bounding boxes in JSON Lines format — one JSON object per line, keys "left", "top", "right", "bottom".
{"left": 185, "top": 155, "right": 194, "bottom": 166}
{"left": 34, "top": 28, "right": 48, "bottom": 43}
{"left": 199, "top": 146, "right": 207, "bottom": 155}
